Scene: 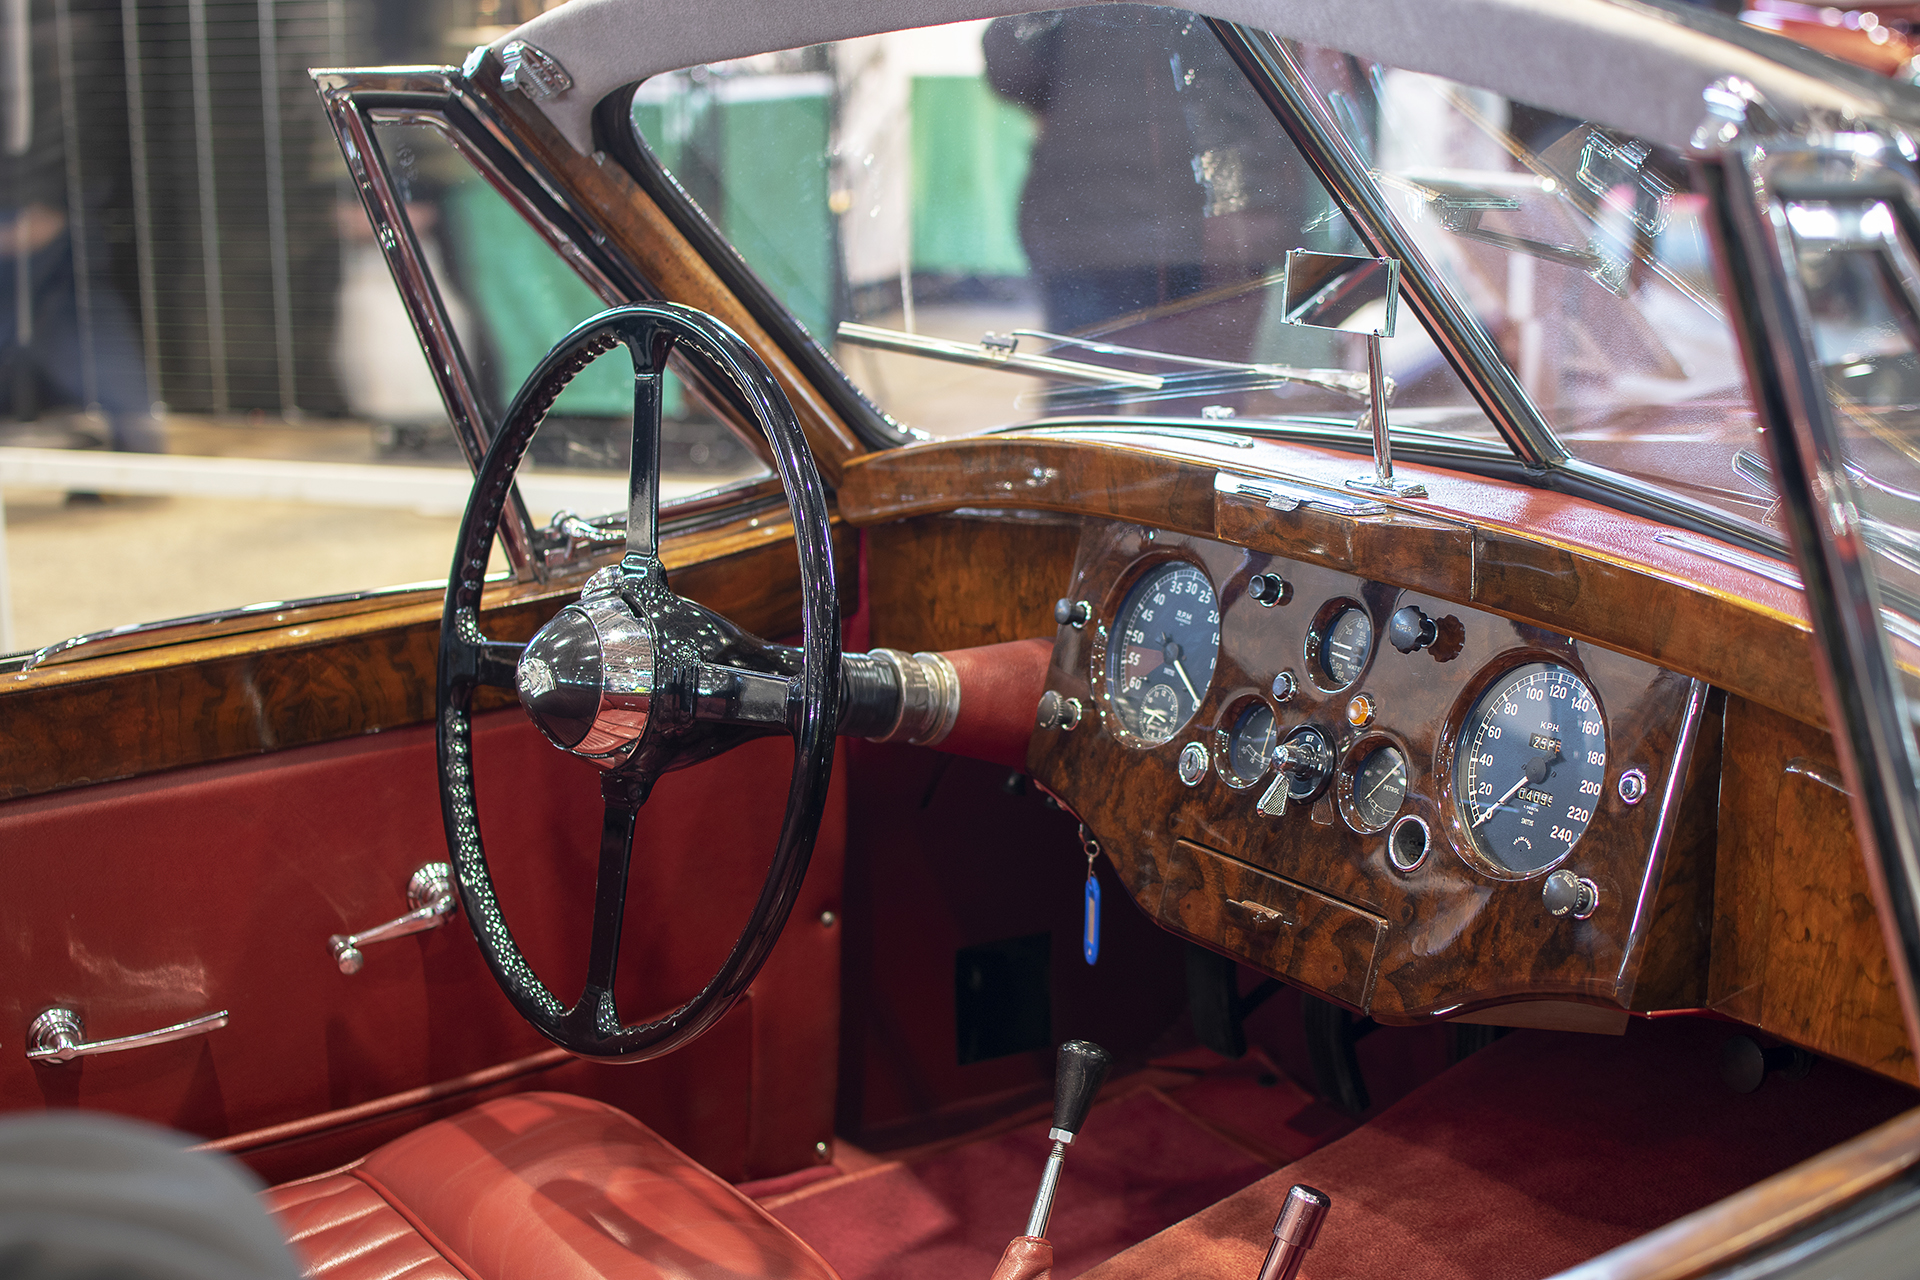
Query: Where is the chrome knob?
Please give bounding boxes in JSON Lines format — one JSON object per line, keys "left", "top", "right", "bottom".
{"left": 1054, "top": 598, "right": 1092, "bottom": 628}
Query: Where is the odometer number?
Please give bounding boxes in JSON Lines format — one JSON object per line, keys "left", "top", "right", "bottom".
{"left": 1453, "top": 662, "right": 1607, "bottom": 876}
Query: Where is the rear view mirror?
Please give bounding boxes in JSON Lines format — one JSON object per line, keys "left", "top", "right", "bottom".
{"left": 1282, "top": 250, "right": 1399, "bottom": 338}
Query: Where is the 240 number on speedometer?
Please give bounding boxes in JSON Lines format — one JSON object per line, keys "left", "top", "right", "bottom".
{"left": 1453, "top": 662, "right": 1607, "bottom": 876}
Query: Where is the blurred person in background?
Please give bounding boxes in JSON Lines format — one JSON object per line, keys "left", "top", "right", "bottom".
{"left": 2, "top": 0, "right": 164, "bottom": 455}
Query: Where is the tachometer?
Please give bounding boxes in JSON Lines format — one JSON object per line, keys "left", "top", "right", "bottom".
{"left": 1453, "top": 662, "right": 1607, "bottom": 876}
{"left": 1106, "top": 563, "right": 1220, "bottom": 746}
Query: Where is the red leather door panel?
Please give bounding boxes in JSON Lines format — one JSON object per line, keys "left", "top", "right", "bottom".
{"left": 0, "top": 710, "right": 844, "bottom": 1183}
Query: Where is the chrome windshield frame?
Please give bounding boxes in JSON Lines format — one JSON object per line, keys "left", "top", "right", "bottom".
{"left": 1703, "top": 112, "right": 1920, "bottom": 1075}
{"left": 312, "top": 57, "right": 790, "bottom": 584}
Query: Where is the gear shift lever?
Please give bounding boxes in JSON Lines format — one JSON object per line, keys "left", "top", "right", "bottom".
{"left": 1022, "top": 1040, "right": 1112, "bottom": 1238}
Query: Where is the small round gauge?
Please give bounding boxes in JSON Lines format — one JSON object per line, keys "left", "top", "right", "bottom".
{"left": 1225, "top": 701, "right": 1278, "bottom": 785}
{"left": 1453, "top": 662, "right": 1608, "bottom": 876}
{"left": 1344, "top": 743, "right": 1409, "bottom": 832}
{"left": 1308, "top": 602, "right": 1373, "bottom": 689}
{"left": 1105, "top": 562, "right": 1220, "bottom": 746}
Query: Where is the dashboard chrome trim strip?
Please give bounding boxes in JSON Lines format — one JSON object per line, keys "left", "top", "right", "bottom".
{"left": 1617, "top": 676, "right": 1713, "bottom": 996}
{"left": 1215, "top": 470, "right": 1385, "bottom": 516}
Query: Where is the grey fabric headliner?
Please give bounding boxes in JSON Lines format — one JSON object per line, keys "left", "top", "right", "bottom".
{"left": 495, "top": 0, "right": 1896, "bottom": 157}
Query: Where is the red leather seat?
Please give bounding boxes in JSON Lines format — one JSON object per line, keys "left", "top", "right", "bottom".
{"left": 263, "top": 1092, "right": 841, "bottom": 1280}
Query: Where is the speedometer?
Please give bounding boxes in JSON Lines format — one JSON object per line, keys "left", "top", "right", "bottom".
{"left": 1106, "top": 562, "right": 1220, "bottom": 746}
{"left": 1453, "top": 662, "right": 1607, "bottom": 876}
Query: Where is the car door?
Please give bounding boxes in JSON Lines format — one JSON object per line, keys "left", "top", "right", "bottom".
{"left": 0, "top": 56, "right": 860, "bottom": 1186}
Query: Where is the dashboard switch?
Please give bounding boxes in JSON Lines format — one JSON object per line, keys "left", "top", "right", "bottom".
{"left": 1257, "top": 727, "right": 1335, "bottom": 818}
{"left": 1271, "top": 671, "right": 1298, "bottom": 703}
{"left": 1054, "top": 598, "right": 1092, "bottom": 628}
{"left": 1037, "top": 690, "right": 1083, "bottom": 732}
{"left": 1388, "top": 605, "right": 1438, "bottom": 654}
{"left": 1542, "top": 870, "right": 1599, "bottom": 920}
{"left": 1178, "top": 742, "right": 1209, "bottom": 786}
{"left": 1249, "top": 573, "right": 1293, "bottom": 607}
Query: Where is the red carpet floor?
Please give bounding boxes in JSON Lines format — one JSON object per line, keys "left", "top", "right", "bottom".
{"left": 1081, "top": 1017, "right": 1920, "bottom": 1280}
{"left": 764, "top": 1086, "right": 1279, "bottom": 1280}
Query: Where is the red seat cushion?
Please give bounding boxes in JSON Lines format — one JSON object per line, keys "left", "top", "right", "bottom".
{"left": 263, "top": 1092, "right": 841, "bottom": 1280}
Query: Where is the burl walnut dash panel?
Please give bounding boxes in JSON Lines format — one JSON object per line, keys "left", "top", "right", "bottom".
{"left": 1028, "top": 521, "right": 1713, "bottom": 1023}
{"left": 1711, "top": 696, "right": 1917, "bottom": 1084}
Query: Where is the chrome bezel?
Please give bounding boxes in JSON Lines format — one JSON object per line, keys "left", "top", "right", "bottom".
{"left": 1437, "top": 650, "right": 1607, "bottom": 882}
{"left": 1095, "top": 555, "right": 1220, "bottom": 751}
{"left": 1337, "top": 733, "right": 1412, "bottom": 835}
{"left": 1303, "top": 597, "right": 1373, "bottom": 693}
{"left": 1388, "top": 814, "right": 1432, "bottom": 874}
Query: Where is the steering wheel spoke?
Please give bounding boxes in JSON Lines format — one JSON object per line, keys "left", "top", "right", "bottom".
{"left": 442, "top": 611, "right": 526, "bottom": 690}
{"left": 623, "top": 329, "right": 672, "bottom": 566}
{"left": 691, "top": 662, "right": 800, "bottom": 731}
{"left": 580, "top": 777, "right": 646, "bottom": 1015}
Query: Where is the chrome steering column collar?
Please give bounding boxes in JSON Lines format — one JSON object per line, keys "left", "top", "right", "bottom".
{"left": 518, "top": 590, "right": 656, "bottom": 767}
{"left": 866, "top": 648, "right": 960, "bottom": 747}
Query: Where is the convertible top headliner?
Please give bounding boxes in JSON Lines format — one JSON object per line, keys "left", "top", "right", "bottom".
{"left": 495, "top": 0, "right": 1912, "bottom": 157}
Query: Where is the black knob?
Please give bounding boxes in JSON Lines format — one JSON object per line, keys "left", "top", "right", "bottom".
{"left": 1542, "top": 870, "right": 1598, "bottom": 919}
{"left": 1054, "top": 598, "right": 1091, "bottom": 628}
{"left": 1249, "top": 574, "right": 1292, "bottom": 607}
{"left": 1388, "top": 605, "right": 1437, "bottom": 654}
{"left": 1051, "top": 1040, "right": 1112, "bottom": 1138}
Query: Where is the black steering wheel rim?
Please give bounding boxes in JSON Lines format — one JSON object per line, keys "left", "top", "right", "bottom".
{"left": 434, "top": 302, "right": 839, "bottom": 1061}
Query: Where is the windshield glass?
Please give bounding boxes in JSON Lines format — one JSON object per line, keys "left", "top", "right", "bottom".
{"left": 1291, "top": 51, "right": 1775, "bottom": 537}
{"left": 628, "top": 10, "right": 1495, "bottom": 448}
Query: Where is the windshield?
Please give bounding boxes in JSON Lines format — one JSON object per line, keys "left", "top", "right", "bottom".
{"left": 628, "top": 10, "right": 1495, "bottom": 448}
{"left": 1291, "top": 52, "right": 1775, "bottom": 536}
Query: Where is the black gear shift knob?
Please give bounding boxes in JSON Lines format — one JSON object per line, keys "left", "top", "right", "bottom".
{"left": 1051, "top": 1040, "right": 1112, "bottom": 1138}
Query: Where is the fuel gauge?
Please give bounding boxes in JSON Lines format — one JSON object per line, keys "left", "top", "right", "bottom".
{"left": 1339, "top": 740, "right": 1409, "bottom": 833}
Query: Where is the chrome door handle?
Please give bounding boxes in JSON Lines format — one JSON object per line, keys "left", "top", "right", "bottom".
{"left": 26, "top": 1007, "right": 229, "bottom": 1065}
{"left": 328, "top": 862, "right": 456, "bottom": 974}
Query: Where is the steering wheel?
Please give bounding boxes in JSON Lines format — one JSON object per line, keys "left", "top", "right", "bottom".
{"left": 435, "top": 303, "right": 839, "bottom": 1060}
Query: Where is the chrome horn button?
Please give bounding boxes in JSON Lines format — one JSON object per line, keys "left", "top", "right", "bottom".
{"left": 518, "top": 592, "right": 656, "bottom": 764}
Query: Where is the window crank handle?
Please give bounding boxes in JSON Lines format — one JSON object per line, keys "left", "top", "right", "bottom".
{"left": 328, "top": 862, "right": 457, "bottom": 975}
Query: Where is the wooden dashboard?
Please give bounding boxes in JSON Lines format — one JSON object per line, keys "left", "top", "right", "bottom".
{"left": 841, "top": 426, "right": 1917, "bottom": 1083}
{"left": 1026, "top": 521, "right": 1714, "bottom": 1025}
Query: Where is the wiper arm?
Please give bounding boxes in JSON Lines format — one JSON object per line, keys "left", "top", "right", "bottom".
{"left": 1013, "top": 329, "right": 1376, "bottom": 402}
{"left": 836, "top": 322, "right": 1378, "bottom": 403}
{"left": 837, "top": 322, "right": 1161, "bottom": 389}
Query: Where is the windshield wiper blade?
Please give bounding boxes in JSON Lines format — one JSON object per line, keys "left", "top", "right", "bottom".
{"left": 836, "top": 322, "right": 1377, "bottom": 403}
